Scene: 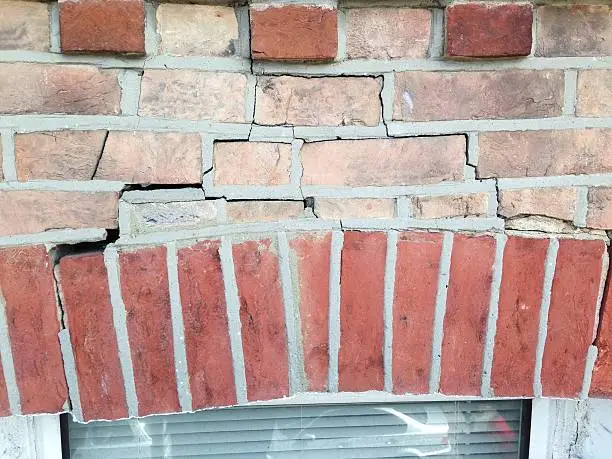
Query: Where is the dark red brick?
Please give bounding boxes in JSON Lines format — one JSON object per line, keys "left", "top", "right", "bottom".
{"left": 446, "top": 3, "right": 533, "bottom": 58}
{"left": 59, "top": 0, "right": 145, "bottom": 54}
{"left": 491, "top": 237, "right": 548, "bottom": 397}
{"left": 0, "top": 246, "right": 68, "bottom": 414}
{"left": 177, "top": 241, "right": 236, "bottom": 409}
{"left": 339, "top": 231, "right": 386, "bottom": 392}
{"left": 0, "top": 366, "right": 8, "bottom": 416}
{"left": 250, "top": 6, "right": 338, "bottom": 62}
{"left": 59, "top": 253, "right": 128, "bottom": 421}
{"left": 393, "top": 232, "right": 443, "bottom": 394}
{"left": 119, "top": 246, "right": 180, "bottom": 416}
{"left": 233, "top": 239, "right": 289, "bottom": 401}
{"left": 290, "top": 233, "right": 332, "bottom": 392}
{"left": 440, "top": 234, "right": 495, "bottom": 395}
{"left": 542, "top": 239, "right": 605, "bottom": 397}
{"left": 590, "top": 247, "right": 612, "bottom": 397}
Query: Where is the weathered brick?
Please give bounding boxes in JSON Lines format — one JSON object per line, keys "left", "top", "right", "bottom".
{"left": 0, "top": 140, "right": 3, "bottom": 182}
{"left": 491, "top": 237, "right": 548, "bottom": 397}
{"left": 157, "top": 4, "right": 238, "bottom": 57}
{"left": 0, "top": 1, "right": 49, "bottom": 51}
{"left": 445, "top": 3, "right": 533, "bottom": 58}
{"left": 0, "top": 64, "right": 120, "bottom": 115}
{"left": 591, "top": 253, "right": 612, "bottom": 397}
{"left": 587, "top": 188, "right": 612, "bottom": 229}
{"left": 226, "top": 201, "right": 304, "bottom": 223}
{"left": 301, "top": 137, "right": 465, "bottom": 187}
{"left": 233, "top": 239, "right": 289, "bottom": 401}
{"left": 0, "top": 191, "right": 118, "bottom": 236}
{"left": 315, "top": 198, "right": 395, "bottom": 219}
{"left": 339, "top": 231, "right": 386, "bottom": 392}
{"left": 119, "top": 247, "right": 180, "bottom": 416}
{"left": 393, "top": 232, "right": 442, "bottom": 394}
{"left": 94, "top": 132, "right": 202, "bottom": 184}
{"left": 393, "top": 70, "right": 563, "bottom": 121}
{"left": 139, "top": 70, "right": 246, "bottom": 122}
{"left": 255, "top": 76, "right": 381, "bottom": 126}
{"left": 537, "top": 5, "right": 612, "bottom": 57}
{"left": 542, "top": 239, "right": 605, "bottom": 397}
{"left": 250, "top": 5, "right": 337, "bottom": 61}
{"left": 177, "top": 241, "right": 236, "bottom": 409}
{"left": 346, "top": 8, "right": 430, "bottom": 59}
{"left": 440, "top": 234, "right": 495, "bottom": 395}
{"left": 412, "top": 193, "right": 488, "bottom": 219}
{"left": 15, "top": 131, "right": 107, "bottom": 181}
{"left": 0, "top": 246, "right": 68, "bottom": 414}
{"left": 478, "top": 129, "right": 612, "bottom": 178}
{"left": 59, "top": 253, "right": 128, "bottom": 421}
{"left": 0, "top": 367, "right": 8, "bottom": 416}
{"left": 214, "top": 142, "right": 291, "bottom": 186}
{"left": 59, "top": 0, "right": 145, "bottom": 54}
{"left": 577, "top": 70, "right": 612, "bottom": 117}
{"left": 290, "top": 233, "right": 332, "bottom": 392}
{"left": 127, "top": 201, "right": 218, "bottom": 236}
{"left": 499, "top": 188, "right": 577, "bottom": 221}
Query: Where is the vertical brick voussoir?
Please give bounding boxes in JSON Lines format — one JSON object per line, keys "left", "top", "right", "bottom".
{"left": 591, "top": 247, "right": 612, "bottom": 397}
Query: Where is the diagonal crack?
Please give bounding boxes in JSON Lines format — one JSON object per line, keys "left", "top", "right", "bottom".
{"left": 90, "top": 130, "right": 109, "bottom": 180}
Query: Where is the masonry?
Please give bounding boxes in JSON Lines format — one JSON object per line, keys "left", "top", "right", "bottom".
{"left": 0, "top": 0, "right": 610, "bottom": 423}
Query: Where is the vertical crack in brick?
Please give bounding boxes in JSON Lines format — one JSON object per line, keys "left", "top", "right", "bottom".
{"left": 90, "top": 130, "right": 109, "bottom": 180}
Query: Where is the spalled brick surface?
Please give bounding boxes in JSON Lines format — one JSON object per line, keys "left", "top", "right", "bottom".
{"left": 499, "top": 188, "right": 577, "bottom": 221}
{"left": 412, "top": 194, "right": 489, "bottom": 219}
{"left": 315, "top": 198, "right": 396, "bottom": 220}
{"left": 0, "top": 246, "right": 68, "bottom": 414}
{"left": 591, "top": 252, "right": 612, "bottom": 397}
{"left": 440, "top": 234, "right": 495, "bottom": 395}
{"left": 290, "top": 233, "right": 332, "bottom": 392}
{"left": 119, "top": 247, "right": 181, "bottom": 416}
{"left": 214, "top": 142, "right": 292, "bottom": 186}
{"left": 339, "top": 231, "right": 386, "bottom": 392}
{"left": 542, "top": 239, "right": 605, "bottom": 397}
{"left": 233, "top": 239, "right": 289, "bottom": 401}
{"left": 394, "top": 70, "right": 563, "bottom": 121}
{"left": 491, "top": 237, "right": 548, "bottom": 397}
{"left": 177, "top": 241, "right": 236, "bottom": 409}
{"left": 587, "top": 187, "right": 612, "bottom": 229}
{"left": 59, "top": 253, "right": 128, "bottom": 421}
{"left": 255, "top": 76, "right": 382, "bottom": 127}
{"left": 0, "top": 1, "right": 49, "bottom": 52}
{"left": 250, "top": 6, "right": 337, "bottom": 62}
{"left": 577, "top": 70, "right": 612, "bottom": 117}
{"left": 59, "top": 0, "right": 145, "bottom": 54}
{"left": 445, "top": 3, "right": 533, "bottom": 58}
{"left": 393, "top": 232, "right": 442, "bottom": 394}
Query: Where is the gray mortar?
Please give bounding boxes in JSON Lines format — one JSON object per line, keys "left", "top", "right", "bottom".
{"left": 59, "top": 329, "right": 83, "bottom": 421}
{"left": 0, "top": 129, "right": 16, "bottom": 182}
{"left": 383, "top": 230, "right": 398, "bottom": 392}
{"left": 327, "top": 230, "right": 344, "bottom": 392}
{"left": 0, "top": 292, "right": 20, "bottom": 415}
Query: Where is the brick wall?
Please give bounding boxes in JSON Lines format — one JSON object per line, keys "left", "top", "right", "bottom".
{"left": 0, "top": 0, "right": 610, "bottom": 421}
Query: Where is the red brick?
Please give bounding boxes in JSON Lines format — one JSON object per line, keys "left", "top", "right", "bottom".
{"left": 542, "top": 239, "right": 605, "bottom": 397}
{"left": 0, "top": 246, "right": 68, "bottom": 414}
{"left": 59, "top": 253, "right": 128, "bottom": 421}
{"left": 177, "top": 241, "right": 236, "bottom": 409}
{"left": 440, "top": 234, "right": 495, "bottom": 395}
{"left": 339, "top": 231, "right": 386, "bottom": 392}
{"left": 59, "top": 0, "right": 145, "bottom": 54}
{"left": 590, "top": 248, "right": 612, "bottom": 397}
{"left": 446, "top": 3, "right": 533, "bottom": 58}
{"left": 233, "top": 239, "right": 288, "bottom": 401}
{"left": 290, "top": 233, "right": 331, "bottom": 392}
{"left": 392, "top": 232, "right": 443, "bottom": 394}
{"left": 119, "top": 247, "right": 180, "bottom": 416}
{"left": 491, "top": 237, "right": 548, "bottom": 397}
{"left": 0, "top": 365, "right": 9, "bottom": 416}
{"left": 250, "top": 5, "right": 337, "bottom": 62}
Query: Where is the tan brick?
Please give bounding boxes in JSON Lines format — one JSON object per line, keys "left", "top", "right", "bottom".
{"left": 139, "top": 70, "right": 246, "bottom": 122}
{"left": 214, "top": 142, "right": 292, "bottom": 186}
{"left": 346, "top": 8, "right": 430, "bottom": 59}
{"left": 315, "top": 198, "right": 395, "bottom": 219}
{"left": 478, "top": 129, "right": 612, "bottom": 178}
{"left": 0, "top": 191, "right": 118, "bottom": 236}
{"left": 587, "top": 188, "right": 612, "bottom": 229}
{"left": 255, "top": 76, "right": 381, "bottom": 126}
{"left": 577, "top": 70, "right": 612, "bottom": 117}
{"left": 301, "top": 137, "right": 465, "bottom": 186}
{"left": 412, "top": 194, "right": 489, "bottom": 219}
{"left": 226, "top": 201, "right": 305, "bottom": 223}
{"left": 393, "top": 70, "right": 563, "bottom": 121}
{"left": 157, "top": 4, "right": 238, "bottom": 57}
{"left": 95, "top": 132, "right": 202, "bottom": 184}
{"left": 0, "top": 1, "right": 49, "bottom": 51}
{"left": 499, "top": 188, "right": 577, "bottom": 221}
{"left": 15, "top": 131, "right": 107, "bottom": 181}
{"left": 0, "top": 64, "right": 120, "bottom": 115}
{"left": 537, "top": 6, "right": 612, "bottom": 57}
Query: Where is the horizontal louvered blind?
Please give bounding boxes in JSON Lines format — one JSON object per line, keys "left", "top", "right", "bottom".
{"left": 68, "top": 400, "right": 526, "bottom": 458}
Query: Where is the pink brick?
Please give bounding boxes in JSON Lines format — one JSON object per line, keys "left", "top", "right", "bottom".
{"left": 587, "top": 187, "right": 612, "bottom": 229}
{"left": 226, "top": 201, "right": 304, "bottom": 223}
{"left": 0, "top": 1, "right": 49, "bottom": 51}
{"left": 315, "top": 198, "right": 395, "bottom": 220}
{"left": 577, "top": 70, "right": 612, "bottom": 117}
{"left": 412, "top": 193, "right": 489, "bottom": 219}
{"left": 214, "top": 142, "right": 292, "bottom": 186}
{"left": 499, "top": 188, "right": 577, "bottom": 221}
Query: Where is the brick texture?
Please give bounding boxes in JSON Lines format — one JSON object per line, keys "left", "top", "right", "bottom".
{"left": 591, "top": 252, "right": 612, "bottom": 397}
{"left": 577, "top": 70, "right": 612, "bottom": 117}
{"left": 226, "top": 201, "right": 304, "bottom": 223}
{"left": 412, "top": 194, "right": 489, "bottom": 219}
{"left": 315, "top": 198, "right": 396, "bottom": 220}
{"left": 499, "top": 188, "right": 577, "bottom": 221}
{"left": 0, "top": 1, "right": 49, "bottom": 51}
{"left": 214, "top": 142, "right": 292, "bottom": 186}
{"left": 587, "top": 188, "right": 612, "bottom": 229}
